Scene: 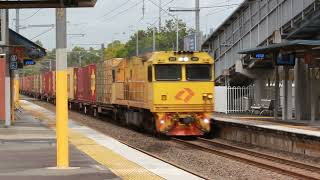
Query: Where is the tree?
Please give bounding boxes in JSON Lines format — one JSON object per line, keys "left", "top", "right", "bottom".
{"left": 104, "top": 40, "right": 128, "bottom": 59}
{"left": 34, "top": 40, "right": 43, "bottom": 47}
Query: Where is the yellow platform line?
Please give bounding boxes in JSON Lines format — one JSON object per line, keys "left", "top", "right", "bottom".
{"left": 20, "top": 101, "right": 163, "bottom": 180}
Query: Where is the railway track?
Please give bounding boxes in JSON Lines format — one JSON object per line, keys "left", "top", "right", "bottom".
{"left": 172, "top": 138, "right": 320, "bottom": 180}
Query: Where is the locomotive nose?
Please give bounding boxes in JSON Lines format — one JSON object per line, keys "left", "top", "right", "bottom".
{"left": 182, "top": 117, "right": 196, "bottom": 124}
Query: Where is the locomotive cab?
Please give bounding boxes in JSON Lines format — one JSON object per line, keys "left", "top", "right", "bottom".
{"left": 147, "top": 51, "right": 214, "bottom": 136}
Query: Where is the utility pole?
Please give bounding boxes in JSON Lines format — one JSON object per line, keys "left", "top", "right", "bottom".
{"left": 169, "top": 0, "right": 201, "bottom": 51}
{"left": 176, "top": 19, "right": 179, "bottom": 51}
{"left": 101, "top": 43, "right": 105, "bottom": 61}
{"left": 195, "top": 0, "right": 200, "bottom": 51}
{"left": 136, "top": 31, "right": 139, "bottom": 56}
{"left": 159, "top": 0, "right": 162, "bottom": 30}
{"left": 153, "top": 27, "right": 156, "bottom": 51}
{"left": 55, "top": 8, "right": 69, "bottom": 168}
{"left": 15, "top": 10, "right": 19, "bottom": 33}
{"left": 142, "top": 0, "right": 145, "bottom": 18}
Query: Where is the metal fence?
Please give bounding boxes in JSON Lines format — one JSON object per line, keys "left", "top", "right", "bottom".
{"left": 215, "top": 86, "right": 254, "bottom": 114}
{"left": 227, "top": 86, "right": 254, "bottom": 114}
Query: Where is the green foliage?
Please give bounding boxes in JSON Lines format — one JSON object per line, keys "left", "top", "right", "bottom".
{"left": 67, "top": 46, "right": 102, "bottom": 67}
{"left": 105, "top": 19, "right": 194, "bottom": 59}
{"left": 104, "top": 40, "right": 128, "bottom": 59}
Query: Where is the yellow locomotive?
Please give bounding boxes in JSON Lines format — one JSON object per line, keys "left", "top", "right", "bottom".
{"left": 111, "top": 51, "right": 214, "bottom": 136}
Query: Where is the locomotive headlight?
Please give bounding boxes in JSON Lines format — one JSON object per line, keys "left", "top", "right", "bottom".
{"left": 204, "top": 118, "right": 210, "bottom": 124}
{"left": 178, "top": 57, "right": 189, "bottom": 62}
{"left": 160, "top": 120, "right": 165, "bottom": 124}
{"left": 207, "top": 94, "right": 213, "bottom": 99}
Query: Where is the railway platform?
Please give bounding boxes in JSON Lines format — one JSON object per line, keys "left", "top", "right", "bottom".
{"left": 0, "top": 99, "right": 201, "bottom": 180}
{"left": 211, "top": 114, "right": 320, "bottom": 157}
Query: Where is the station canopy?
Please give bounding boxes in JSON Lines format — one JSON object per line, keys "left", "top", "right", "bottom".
{"left": 238, "top": 40, "right": 320, "bottom": 54}
{"left": 0, "top": 0, "right": 97, "bottom": 8}
{"left": 9, "top": 28, "right": 46, "bottom": 59}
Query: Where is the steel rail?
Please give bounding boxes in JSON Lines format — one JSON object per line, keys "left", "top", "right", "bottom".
{"left": 197, "top": 138, "right": 320, "bottom": 173}
{"left": 172, "top": 138, "right": 320, "bottom": 180}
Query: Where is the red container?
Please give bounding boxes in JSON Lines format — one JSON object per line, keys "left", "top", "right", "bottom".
{"left": 74, "top": 67, "right": 78, "bottom": 100}
{"left": 42, "top": 71, "right": 54, "bottom": 97}
{"left": 25, "top": 76, "right": 33, "bottom": 93}
{"left": 76, "top": 64, "right": 96, "bottom": 103}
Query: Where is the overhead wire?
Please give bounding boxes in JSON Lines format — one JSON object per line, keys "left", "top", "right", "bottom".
{"left": 102, "top": 0, "right": 144, "bottom": 22}
{"left": 100, "top": 0, "right": 131, "bottom": 19}
{"left": 22, "top": 9, "right": 41, "bottom": 21}
{"left": 31, "top": 27, "right": 55, "bottom": 40}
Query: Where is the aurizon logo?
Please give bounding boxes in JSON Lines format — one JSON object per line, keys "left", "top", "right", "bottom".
{"left": 175, "top": 88, "right": 195, "bottom": 103}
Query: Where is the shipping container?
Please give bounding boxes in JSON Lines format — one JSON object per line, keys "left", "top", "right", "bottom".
{"left": 52, "top": 71, "right": 56, "bottom": 97}
{"left": 96, "top": 58, "right": 123, "bottom": 105}
{"left": 33, "top": 74, "right": 42, "bottom": 96}
{"left": 43, "top": 71, "right": 54, "bottom": 97}
{"left": 67, "top": 68, "right": 75, "bottom": 100}
{"left": 74, "top": 67, "right": 78, "bottom": 100}
{"left": 114, "top": 57, "right": 147, "bottom": 107}
{"left": 76, "top": 64, "right": 96, "bottom": 103}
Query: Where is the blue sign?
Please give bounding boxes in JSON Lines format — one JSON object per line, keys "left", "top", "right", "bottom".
{"left": 255, "top": 53, "right": 265, "bottom": 59}
{"left": 23, "top": 59, "right": 36, "bottom": 66}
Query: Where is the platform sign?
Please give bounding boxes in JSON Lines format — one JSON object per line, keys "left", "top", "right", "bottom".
{"left": 9, "top": 55, "right": 18, "bottom": 70}
{"left": 0, "top": 0, "right": 97, "bottom": 8}
{"left": 254, "top": 53, "right": 266, "bottom": 59}
{"left": 23, "top": 59, "right": 36, "bottom": 66}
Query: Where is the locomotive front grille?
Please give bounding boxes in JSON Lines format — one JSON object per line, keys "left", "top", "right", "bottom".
{"left": 154, "top": 104, "right": 214, "bottom": 112}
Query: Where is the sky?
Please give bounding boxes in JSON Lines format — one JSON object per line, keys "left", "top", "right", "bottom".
{"left": 9, "top": 0, "right": 244, "bottom": 50}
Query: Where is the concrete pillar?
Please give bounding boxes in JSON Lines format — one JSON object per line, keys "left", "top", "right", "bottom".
{"left": 294, "top": 58, "right": 303, "bottom": 120}
{"left": 294, "top": 58, "right": 309, "bottom": 121}
{"left": 4, "top": 10, "right": 11, "bottom": 127}
{"left": 274, "top": 66, "right": 280, "bottom": 119}
{"left": 56, "top": 8, "right": 69, "bottom": 168}
{"left": 282, "top": 67, "right": 293, "bottom": 120}
{"left": 254, "top": 78, "right": 265, "bottom": 104}
{"left": 310, "top": 79, "right": 320, "bottom": 122}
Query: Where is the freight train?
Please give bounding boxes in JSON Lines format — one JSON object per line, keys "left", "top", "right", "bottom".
{"left": 20, "top": 51, "right": 215, "bottom": 136}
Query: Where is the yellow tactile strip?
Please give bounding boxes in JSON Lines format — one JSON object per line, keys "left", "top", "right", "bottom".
{"left": 20, "top": 101, "right": 163, "bottom": 180}
{"left": 69, "top": 131, "right": 163, "bottom": 180}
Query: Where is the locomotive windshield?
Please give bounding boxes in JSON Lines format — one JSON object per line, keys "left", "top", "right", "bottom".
{"left": 186, "top": 64, "right": 212, "bottom": 81}
{"left": 155, "top": 64, "right": 181, "bottom": 81}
